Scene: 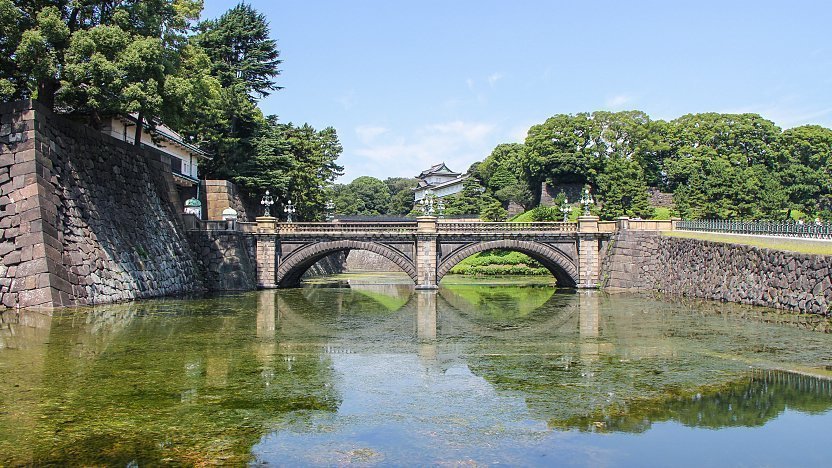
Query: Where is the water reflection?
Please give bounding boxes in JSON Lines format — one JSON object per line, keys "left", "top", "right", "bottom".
{"left": 1, "top": 278, "right": 832, "bottom": 465}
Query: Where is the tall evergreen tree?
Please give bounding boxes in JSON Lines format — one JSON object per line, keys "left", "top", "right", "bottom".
{"left": 195, "top": 3, "right": 280, "bottom": 98}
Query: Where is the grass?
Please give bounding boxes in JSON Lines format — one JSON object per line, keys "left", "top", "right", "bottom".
{"left": 663, "top": 231, "right": 832, "bottom": 255}
{"left": 450, "top": 250, "right": 549, "bottom": 275}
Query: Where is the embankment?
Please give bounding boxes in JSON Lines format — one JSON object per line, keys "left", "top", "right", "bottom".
{"left": 602, "top": 231, "right": 832, "bottom": 315}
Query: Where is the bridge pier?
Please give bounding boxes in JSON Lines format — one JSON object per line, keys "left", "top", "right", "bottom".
{"left": 577, "top": 215, "right": 602, "bottom": 288}
{"left": 255, "top": 216, "right": 278, "bottom": 288}
{"left": 415, "top": 216, "right": 439, "bottom": 290}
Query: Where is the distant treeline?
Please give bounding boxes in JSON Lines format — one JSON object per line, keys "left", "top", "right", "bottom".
{"left": 334, "top": 111, "right": 832, "bottom": 221}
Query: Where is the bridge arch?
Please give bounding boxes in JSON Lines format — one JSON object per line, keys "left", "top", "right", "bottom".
{"left": 276, "top": 240, "right": 417, "bottom": 287}
{"left": 436, "top": 239, "right": 578, "bottom": 287}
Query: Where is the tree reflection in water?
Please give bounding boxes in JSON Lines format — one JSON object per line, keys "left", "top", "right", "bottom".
{"left": 1, "top": 277, "right": 831, "bottom": 465}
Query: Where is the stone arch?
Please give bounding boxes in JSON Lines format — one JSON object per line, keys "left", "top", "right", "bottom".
{"left": 277, "top": 240, "right": 417, "bottom": 287}
{"left": 436, "top": 239, "right": 578, "bottom": 287}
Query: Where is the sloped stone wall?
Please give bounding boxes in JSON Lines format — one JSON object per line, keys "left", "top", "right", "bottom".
{"left": 188, "top": 231, "right": 256, "bottom": 290}
{"left": 0, "top": 100, "right": 204, "bottom": 308}
{"left": 602, "top": 231, "right": 832, "bottom": 315}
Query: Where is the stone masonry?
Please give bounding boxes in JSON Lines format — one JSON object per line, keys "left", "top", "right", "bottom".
{"left": 602, "top": 230, "right": 832, "bottom": 315}
{"left": 203, "top": 179, "right": 255, "bottom": 221}
{"left": 0, "top": 100, "right": 203, "bottom": 308}
{"left": 187, "top": 231, "right": 256, "bottom": 290}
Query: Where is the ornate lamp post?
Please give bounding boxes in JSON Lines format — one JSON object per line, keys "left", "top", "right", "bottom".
{"left": 325, "top": 199, "right": 335, "bottom": 222}
{"left": 261, "top": 190, "right": 274, "bottom": 217}
{"left": 436, "top": 198, "right": 446, "bottom": 219}
{"left": 559, "top": 197, "right": 572, "bottom": 222}
{"left": 284, "top": 200, "right": 296, "bottom": 223}
{"left": 420, "top": 190, "right": 437, "bottom": 216}
{"left": 580, "top": 188, "right": 594, "bottom": 216}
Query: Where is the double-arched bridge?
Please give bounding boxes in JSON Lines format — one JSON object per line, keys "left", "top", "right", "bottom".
{"left": 249, "top": 216, "right": 648, "bottom": 289}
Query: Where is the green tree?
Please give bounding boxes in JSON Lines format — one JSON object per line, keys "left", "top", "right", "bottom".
{"left": 332, "top": 176, "right": 390, "bottom": 216}
{"left": 5, "top": 0, "right": 201, "bottom": 116}
{"left": 194, "top": 3, "right": 281, "bottom": 98}
{"left": 384, "top": 177, "right": 417, "bottom": 215}
{"left": 775, "top": 125, "right": 832, "bottom": 219}
{"left": 595, "top": 156, "right": 653, "bottom": 219}
{"left": 663, "top": 113, "right": 784, "bottom": 219}
{"left": 444, "top": 177, "right": 485, "bottom": 215}
{"left": 190, "top": 3, "right": 282, "bottom": 183}
{"left": 480, "top": 198, "right": 508, "bottom": 221}
{"left": 238, "top": 121, "right": 342, "bottom": 221}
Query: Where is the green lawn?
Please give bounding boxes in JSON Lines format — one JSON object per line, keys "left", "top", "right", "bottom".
{"left": 663, "top": 231, "right": 832, "bottom": 255}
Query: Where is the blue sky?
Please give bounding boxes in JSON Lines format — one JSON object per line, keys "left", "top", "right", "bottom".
{"left": 203, "top": 1, "right": 832, "bottom": 182}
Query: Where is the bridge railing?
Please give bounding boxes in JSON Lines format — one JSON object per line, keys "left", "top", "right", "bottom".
{"left": 676, "top": 219, "right": 832, "bottom": 239}
{"left": 437, "top": 221, "right": 578, "bottom": 233}
{"left": 277, "top": 222, "right": 418, "bottom": 234}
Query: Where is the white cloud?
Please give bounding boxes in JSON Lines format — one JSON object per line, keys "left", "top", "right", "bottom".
{"left": 355, "top": 125, "right": 389, "bottom": 144}
{"left": 337, "top": 90, "right": 357, "bottom": 110}
{"left": 343, "top": 120, "right": 498, "bottom": 181}
{"left": 605, "top": 94, "right": 634, "bottom": 109}
{"left": 487, "top": 72, "right": 504, "bottom": 88}
{"left": 719, "top": 103, "right": 832, "bottom": 129}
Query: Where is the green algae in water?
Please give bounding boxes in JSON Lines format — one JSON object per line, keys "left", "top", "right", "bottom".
{"left": 1, "top": 278, "right": 832, "bottom": 465}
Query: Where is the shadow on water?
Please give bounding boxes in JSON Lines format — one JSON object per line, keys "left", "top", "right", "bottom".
{"left": 1, "top": 278, "right": 832, "bottom": 465}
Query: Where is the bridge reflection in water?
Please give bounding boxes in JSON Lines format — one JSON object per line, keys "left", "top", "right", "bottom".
{"left": 1, "top": 284, "right": 832, "bottom": 465}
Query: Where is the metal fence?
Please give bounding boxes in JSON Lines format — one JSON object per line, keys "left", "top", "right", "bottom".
{"left": 676, "top": 219, "right": 832, "bottom": 239}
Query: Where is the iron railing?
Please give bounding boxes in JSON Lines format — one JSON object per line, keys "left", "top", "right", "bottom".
{"left": 437, "top": 222, "right": 578, "bottom": 233}
{"left": 677, "top": 219, "right": 832, "bottom": 239}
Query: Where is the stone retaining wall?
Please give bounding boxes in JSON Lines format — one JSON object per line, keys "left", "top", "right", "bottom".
{"left": 0, "top": 100, "right": 204, "bottom": 308}
{"left": 344, "top": 249, "right": 399, "bottom": 272}
{"left": 188, "top": 231, "right": 256, "bottom": 290}
{"left": 602, "top": 231, "right": 832, "bottom": 315}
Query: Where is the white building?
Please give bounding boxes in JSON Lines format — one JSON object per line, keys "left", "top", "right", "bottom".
{"left": 102, "top": 115, "right": 210, "bottom": 187}
{"left": 413, "top": 163, "right": 469, "bottom": 202}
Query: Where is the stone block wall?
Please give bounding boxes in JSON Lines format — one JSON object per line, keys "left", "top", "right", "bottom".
{"left": 344, "top": 250, "right": 399, "bottom": 272}
{"left": 188, "top": 231, "right": 256, "bottom": 290}
{"left": 203, "top": 180, "right": 256, "bottom": 221}
{"left": 540, "top": 181, "right": 584, "bottom": 207}
{"left": 602, "top": 231, "right": 832, "bottom": 315}
{"left": 0, "top": 100, "right": 203, "bottom": 308}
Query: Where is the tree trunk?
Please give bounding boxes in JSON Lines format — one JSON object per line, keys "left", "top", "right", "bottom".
{"left": 35, "top": 79, "right": 57, "bottom": 110}
{"left": 133, "top": 111, "right": 144, "bottom": 146}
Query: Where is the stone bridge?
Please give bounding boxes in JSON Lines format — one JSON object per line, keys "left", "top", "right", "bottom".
{"left": 248, "top": 216, "right": 633, "bottom": 289}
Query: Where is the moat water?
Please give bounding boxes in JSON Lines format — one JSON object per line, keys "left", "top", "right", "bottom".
{"left": 1, "top": 273, "right": 832, "bottom": 466}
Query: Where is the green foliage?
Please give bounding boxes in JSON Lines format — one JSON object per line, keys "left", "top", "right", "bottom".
{"left": 234, "top": 121, "right": 342, "bottom": 221}
{"left": 384, "top": 177, "right": 418, "bottom": 215}
{"left": 4, "top": 0, "right": 201, "bottom": 113}
{"left": 663, "top": 113, "right": 786, "bottom": 220}
{"left": 195, "top": 3, "right": 281, "bottom": 98}
{"left": 473, "top": 109, "right": 832, "bottom": 221}
{"left": 480, "top": 198, "right": 508, "bottom": 221}
{"left": 450, "top": 250, "right": 549, "bottom": 276}
{"left": 529, "top": 206, "right": 559, "bottom": 222}
{"left": 776, "top": 125, "right": 832, "bottom": 219}
{"left": 443, "top": 177, "right": 485, "bottom": 215}
{"left": 332, "top": 176, "right": 391, "bottom": 216}
{"left": 0, "top": 1, "right": 342, "bottom": 222}
{"left": 595, "top": 156, "right": 654, "bottom": 219}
